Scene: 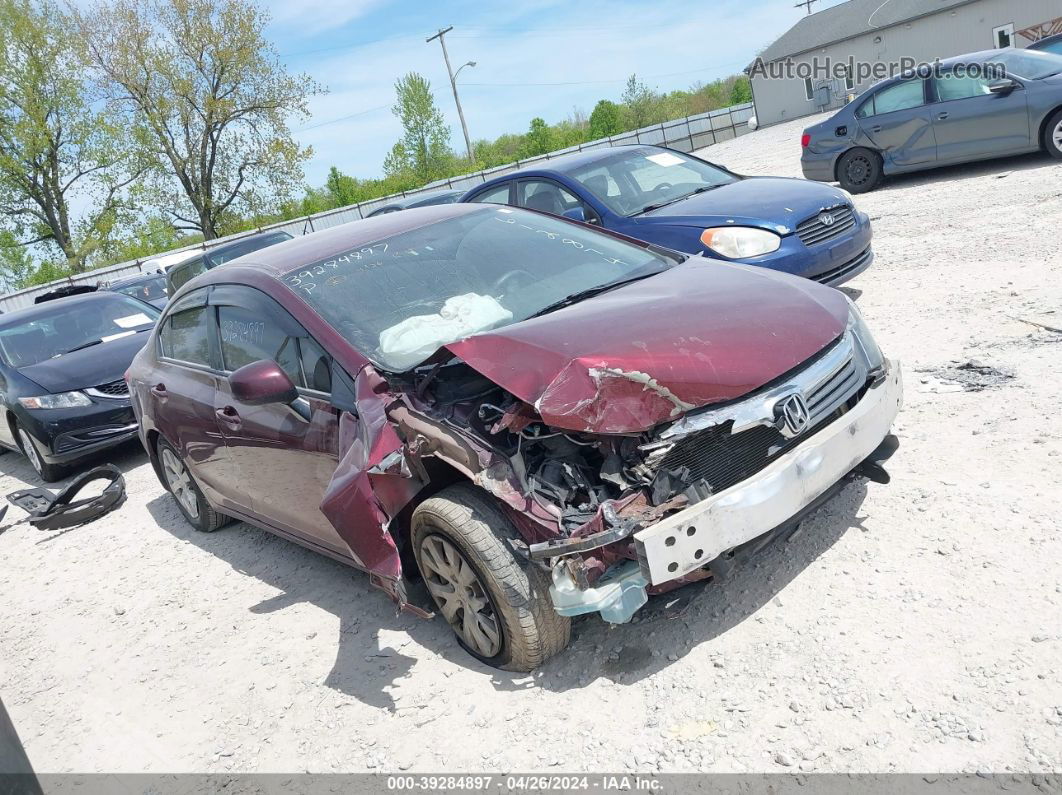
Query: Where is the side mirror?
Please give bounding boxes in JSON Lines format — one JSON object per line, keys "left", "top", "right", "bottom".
{"left": 562, "top": 206, "right": 586, "bottom": 223}
{"left": 988, "top": 78, "right": 1018, "bottom": 95}
{"left": 230, "top": 360, "right": 298, "bottom": 406}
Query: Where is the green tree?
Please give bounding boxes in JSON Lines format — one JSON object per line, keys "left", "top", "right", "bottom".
{"left": 523, "top": 117, "right": 553, "bottom": 157}
{"left": 388, "top": 72, "right": 453, "bottom": 182}
{"left": 325, "top": 166, "right": 359, "bottom": 206}
{"left": 588, "top": 99, "right": 623, "bottom": 139}
{"left": 0, "top": 0, "right": 143, "bottom": 270}
{"left": 74, "top": 0, "right": 322, "bottom": 240}
{"left": 729, "top": 77, "right": 753, "bottom": 105}
{"left": 0, "top": 230, "right": 37, "bottom": 289}
{"left": 621, "top": 74, "right": 655, "bottom": 129}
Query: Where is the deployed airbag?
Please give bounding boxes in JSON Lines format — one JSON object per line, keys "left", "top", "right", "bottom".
{"left": 379, "top": 293, "right": 512, "bottom": 370}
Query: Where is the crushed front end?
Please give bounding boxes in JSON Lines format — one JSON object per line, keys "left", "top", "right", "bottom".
{"left": 381, "top": 296, "right": 901, "bottom": 625}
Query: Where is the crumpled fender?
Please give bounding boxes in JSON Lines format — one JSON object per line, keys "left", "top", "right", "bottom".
{"left": 320, "top": 368, "right": 409, "bottom": 593}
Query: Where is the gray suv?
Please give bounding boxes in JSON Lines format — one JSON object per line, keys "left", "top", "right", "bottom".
{"left": 801, "top": 49, "right": 1062, "bottom": 193}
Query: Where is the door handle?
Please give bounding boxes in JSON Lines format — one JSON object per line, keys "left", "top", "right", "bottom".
{"left": 150, "top": 383, "right": 167, "bottom": 398}
{"left": 937, "top": 112, "right": 950, "bottom": 120}
{"left": 215, "top": 406, "right": 242, "bottom": 430}
{"left": 870, "top": 125, "right": 882, "bottom": 133}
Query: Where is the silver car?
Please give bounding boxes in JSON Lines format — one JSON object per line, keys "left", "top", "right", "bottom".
{"left": 801, "top": 49, "right": 1062, "bottom": 193}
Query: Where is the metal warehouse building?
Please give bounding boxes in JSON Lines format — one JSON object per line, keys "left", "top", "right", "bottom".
{"left": 749, "top": 0, "right": 1062, "bottom": 127}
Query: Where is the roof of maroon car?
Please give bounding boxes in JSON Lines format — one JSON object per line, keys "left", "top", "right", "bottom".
{"left": 212, "top": 203, "right": 483, "bottom": 278}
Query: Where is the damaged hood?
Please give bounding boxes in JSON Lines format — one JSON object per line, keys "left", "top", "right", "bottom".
{"left": 445, "top": 259, "right": 849, "bottom": 433}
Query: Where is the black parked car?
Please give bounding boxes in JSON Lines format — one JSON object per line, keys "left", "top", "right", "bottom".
{"left": 166, "top": 230, "right": 293, "bottom": 295}
{"left": 0, "top": 292, "right": 160, "bottom": 481}
{"left": 366, "top": 188, "right": 464, "bottom": 217}
{"left": 105, "top": 272, "right": 170, "bottom": 309}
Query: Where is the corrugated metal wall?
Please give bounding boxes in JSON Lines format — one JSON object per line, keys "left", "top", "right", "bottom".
{"left": 751, "top": 0, "right": 1062, "bottom": 126}
{"left": 0, "top": 102, "right": 754, "bottom": 313}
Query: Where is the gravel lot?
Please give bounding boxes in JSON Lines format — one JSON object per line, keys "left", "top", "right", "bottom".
{"left": 1, "top": 113, "right": 1060, "bottom": 775}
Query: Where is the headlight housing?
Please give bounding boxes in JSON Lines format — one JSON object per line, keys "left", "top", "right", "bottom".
{"left": 700, "top": 226, "right": 782, "bottom": 259}
{"left": 18, "top": 391, "right": 93, "bottom": 410}
{"left": 846, "top": 300, "right": 885, "bottom": 371}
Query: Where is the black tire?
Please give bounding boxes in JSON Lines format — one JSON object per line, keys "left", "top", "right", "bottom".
{"left": 837, "top": 148, "right": 884, "bottom": 194}
{"left": 411, "top": 484, "right": 571, "bottom": 671}
{"left": 1043, "top": 109, "right": 1062, "bottom": 159}
{"left": 15, "top": 423, "right": 66, "bottom": 483}
{"left": 156, "top": 437, "right": 229, "bottom": 532}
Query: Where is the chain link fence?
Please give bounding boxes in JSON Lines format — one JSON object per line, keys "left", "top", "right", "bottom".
{"left": 0, "top": 102, "right": 754, "bottom": 312}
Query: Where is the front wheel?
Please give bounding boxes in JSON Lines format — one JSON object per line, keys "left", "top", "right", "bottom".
{"left": 411, "top": 484, "right": 571, "bottom": 671}
{"left": 837, "top": 148, "right": 884, "bottom": 193}
{"left": 1044, "top": 109, "right": 1062, "bottom": 160}
{"left": 157, "top": 438, "right": 229, "bottom": 532}
{"left": 16, "top": 424, "right": 65, "bottom": 482}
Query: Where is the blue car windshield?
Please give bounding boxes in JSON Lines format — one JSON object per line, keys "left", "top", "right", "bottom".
{"left": 992, "top": 49, "right": 1062, "bottom": 79}
{"left": 563, "top": 148, "right": 737, "bottom": 217}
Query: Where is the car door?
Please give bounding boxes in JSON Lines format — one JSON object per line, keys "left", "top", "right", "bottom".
{"left": 515, "top": 178, "right": 601, "bottom": 223}
{"left": 152, "top": 287, "right": 243, "bottom": 510}
{"left": 209, "top": 285, "right": 348, "bottom": 556}
{"left": 0, "top": 362, "right": 17, "bottom": 450}
{"left": 856, "top": 78, "right": 938, "bottom": 168}
{"left": 930, "top": 72, "right": 1031, "bottom": 162}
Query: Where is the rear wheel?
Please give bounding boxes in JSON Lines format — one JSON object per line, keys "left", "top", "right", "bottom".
{"left": 1044, "top": 109, "right": 1062, "bottom": 159}
{"left": 16, "top": 424, "right": 65, "bottom": 482}
{"left": 411, "top": 484, "right": 570, "bottom": 671}
{"left": 157, "top": 438, "right": 228, "bottom": 532}
{"left": 837, "top": 148, "right": 884, "bottom": 193}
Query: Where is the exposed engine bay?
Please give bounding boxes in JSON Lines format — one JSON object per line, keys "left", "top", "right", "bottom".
{"left": 378, "top": 318, "right": 893, "bottom": 603}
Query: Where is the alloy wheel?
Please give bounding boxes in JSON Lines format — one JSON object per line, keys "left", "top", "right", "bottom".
{"left": 418, "top": 533, "right": 502, "bottom": 658}
{"left": 1053, "top": 120, "right": 1062, "bottom": 152}
{"left": 161, "top": 447, "right": 199, "bottom": 519}
{"left": 17, "top": 428, "right": 43, "bottom": 476}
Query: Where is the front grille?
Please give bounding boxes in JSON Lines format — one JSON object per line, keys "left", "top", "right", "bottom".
{"left": 87, "top": 379, "right": 129, "bottom": 398}
{"left": 646, "top": 336, "right": 864, "bottom": 495}
{"left": 812, "top": 247, "right": 873, "bottom": 285}
{"left": 796, "top": 204, "right": 855, "bottom": 247}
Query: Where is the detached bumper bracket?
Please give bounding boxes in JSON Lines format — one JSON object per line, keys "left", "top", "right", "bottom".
{"left": 5, "top": 464, "right": 126, "bottom": 531}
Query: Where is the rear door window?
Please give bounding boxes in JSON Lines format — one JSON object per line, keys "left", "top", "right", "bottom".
{"left": 467, "top": 182, "right": 513, "bottom": 205}
{"left": 160, "top": 310, "right": 215, "bottom": 367}
{"left": 857, "top": 80, "right": 926, "bottom": 118}
{"left": 168, "top": 258, "right": 206, "bottom": 292}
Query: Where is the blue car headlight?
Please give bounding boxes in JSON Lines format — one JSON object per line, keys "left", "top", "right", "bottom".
{"left": 846, "top": 299, "right": 885, "bottom": 371}
{"left": 700, "top": 227, "right": 781, "bottom": 259}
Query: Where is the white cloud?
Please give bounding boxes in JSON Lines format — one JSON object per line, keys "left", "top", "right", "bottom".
{"left": 263, "top": 0, "right": 388, "bottom": 36}
{"left": 286, "top": 0, "right": 833, "bottom": 183}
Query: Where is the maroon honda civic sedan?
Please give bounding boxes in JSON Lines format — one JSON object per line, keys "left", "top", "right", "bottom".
{"left": 128, "top": 203, "right": 902, "bottom": 670}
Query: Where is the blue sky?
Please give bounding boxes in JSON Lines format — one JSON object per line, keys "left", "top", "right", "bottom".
{"left": 263, "top": 0, "right": 846, "bottom": 186}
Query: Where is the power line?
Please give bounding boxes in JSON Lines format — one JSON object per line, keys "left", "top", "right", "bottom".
{"left": 296, "top": 105, "right": 390, "bottom": 132}
{"left": 461, "top": 61, "right": 749, "bottom": 87}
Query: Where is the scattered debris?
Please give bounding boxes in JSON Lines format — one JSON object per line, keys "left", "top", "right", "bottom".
{"left": 921, "top": 360, "right": 1016, "bottom": 393}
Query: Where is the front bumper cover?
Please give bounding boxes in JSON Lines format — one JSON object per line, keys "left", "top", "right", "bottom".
{"left": 550, "top": 361, "right": 903, "bottom": 620}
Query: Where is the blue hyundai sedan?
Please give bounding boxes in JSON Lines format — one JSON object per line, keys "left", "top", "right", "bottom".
{"left": 460, "top": 145, "right": 874, "bottom": 286}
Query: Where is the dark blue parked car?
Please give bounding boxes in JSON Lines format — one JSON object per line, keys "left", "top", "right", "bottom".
{"left": 460, "top": 145, "right": 873, "bottom": 287}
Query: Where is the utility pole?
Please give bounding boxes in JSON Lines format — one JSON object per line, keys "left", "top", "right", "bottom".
{"left": 794, "top": 0, "right": 819, "bottom": 14}
{"left": 427, "top": 26, "right": 474, "bottom": 162}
